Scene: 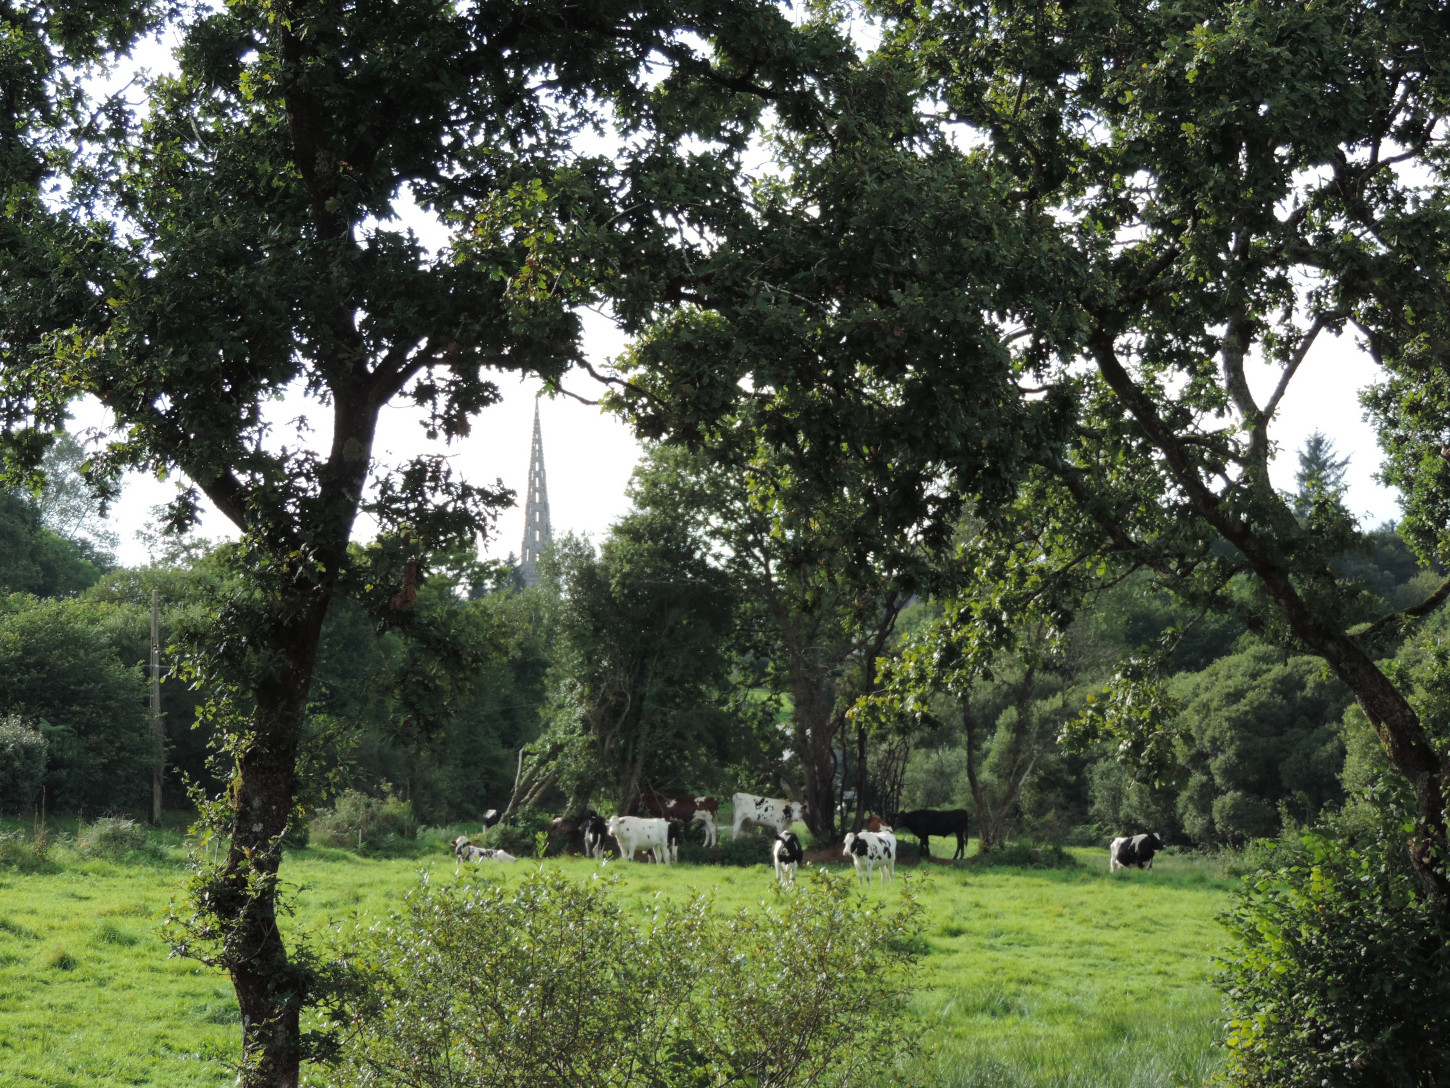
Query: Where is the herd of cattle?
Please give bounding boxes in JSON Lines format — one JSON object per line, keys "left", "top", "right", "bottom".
{"left": 449, "top": 790, "right": 1166, "bottom": 880}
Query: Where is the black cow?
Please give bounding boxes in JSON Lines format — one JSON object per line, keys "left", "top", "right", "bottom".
{"left": 1109, "top": 833, "right": 1165, "bottom": 872}
{"left": 888, "top": 808, "right": 970, "bottom": 860}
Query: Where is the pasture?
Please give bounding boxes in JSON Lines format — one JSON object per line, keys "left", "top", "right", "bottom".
{"left": 0, "top": 827, "right": 1234, "bottom": 1088}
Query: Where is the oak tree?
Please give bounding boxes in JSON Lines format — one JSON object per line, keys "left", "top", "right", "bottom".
{"left": 0, "top": 2, "right": 840, "bottom": 1083}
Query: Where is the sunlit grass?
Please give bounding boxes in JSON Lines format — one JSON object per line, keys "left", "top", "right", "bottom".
{"left": 0, "top": 829, "right": 1235, "bottom": 1088}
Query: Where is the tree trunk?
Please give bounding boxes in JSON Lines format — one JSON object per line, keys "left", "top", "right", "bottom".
{"left": 217, "top": 609, "right": 327, "bottom": 1088}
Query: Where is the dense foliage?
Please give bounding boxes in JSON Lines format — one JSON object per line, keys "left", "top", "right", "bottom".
{"left": 1220, "top": 820, "right": 1450, "bottom": 1087}
{"left": 330, "top": 866, "right": 922, "bottom": 1088}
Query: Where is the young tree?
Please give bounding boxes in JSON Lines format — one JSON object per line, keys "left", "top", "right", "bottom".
{"left": 1, "top": 4, "right": 842, "bottom": 1083}
{"left": 1293, "top": 431, "right": 1352, "bottom": 521}
{"left": 524, "top": 514, "right": 738, "bottom": 815}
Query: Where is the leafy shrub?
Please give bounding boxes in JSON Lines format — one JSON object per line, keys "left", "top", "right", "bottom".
{"left": 970, "top": 843, "right": 1076, "bottom": 869}
{"left": 75, "top": 816, "right": 158, "bottom": 859}
{"left": 479, "top": 808, "right": 553, "bottom": 857}
{"left": 309, "top": 787, "right": 416, "bottom": 849}
{"left": 329, "top": 866, "right": 922, "bottom": 1088}
{"left": 1218, "top": 826, "right": 1450, "bottom": 1088}
{"left": 0, "top": 714, "right": 46, "bottom": 816}
{"left": 0, "top": 830, "right": 53, "bottom": 871}
{"left": 711, "top": 832, "right": 774, "bottom": 867}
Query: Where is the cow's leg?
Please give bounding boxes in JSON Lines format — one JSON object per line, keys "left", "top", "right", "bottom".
{"left": 954, "top": 831, "right": 965, "bottom": 860}
{"left": 920, "top": 835, "right": 930, "bottom": 860}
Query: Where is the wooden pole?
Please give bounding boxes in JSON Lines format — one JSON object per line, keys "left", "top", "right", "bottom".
{"left": 150, "top": 588, "right": 164, "bottom": 825}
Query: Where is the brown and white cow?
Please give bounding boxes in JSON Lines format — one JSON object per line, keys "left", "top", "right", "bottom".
{"left": 637, "top": 792, "right": 720, "bottom": 848}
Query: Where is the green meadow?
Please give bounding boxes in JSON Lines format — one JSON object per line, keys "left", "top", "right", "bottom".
{"left": 0, "top": 830, "right": 1235, "bottom": 1088}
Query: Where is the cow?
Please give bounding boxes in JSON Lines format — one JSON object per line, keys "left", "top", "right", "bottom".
{"left": 843, "top": 829, "right": 896, "bottom": 886}
{"left": 864, "top": 814, "right": 891, "bottom": 834}
{"left": 637, "top": 793, "right": 720, "bottom": 848}
{"left": 452, "top": 835, "right": 517, "bottom": 863}
{"left": 653, "top": 820, "right": 683, "bottom": 865}
{"left": 1109, "top": 833, "right": 1165, "bottom": 872}
{"left": 730, "top": 792, "right": 807, "bottom": 839}
{"left": 772, "top": 830, "right": 804, "bottom": 886}
{"left": 606, "top": 815, "right": 673, "bottom": 864}
{"left": 480, "top": 808, "right": 502, "bottom": 829}
{"left": 582, "top": 811, "right": 610, "bottom": 860}
{"left": 887, "top": 808, "right": 970, "bottom": 861}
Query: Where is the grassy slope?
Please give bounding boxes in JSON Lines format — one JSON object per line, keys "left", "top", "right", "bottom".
{"left": 0, "top": 833, "right": 1233, "bottom": 1088}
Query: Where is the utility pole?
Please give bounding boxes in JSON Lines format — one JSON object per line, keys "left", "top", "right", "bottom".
{"left": 150, "top": 588, "right": 163, "bottom": 825}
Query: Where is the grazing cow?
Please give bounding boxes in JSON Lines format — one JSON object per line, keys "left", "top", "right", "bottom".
{"left": 582, "top": 811, "right": 610, "bottom": 860}
{"left": 1109, "top": 833, "right": 1165, "bottom": 872}
{"left": 452, "top": 835, "right": 517, "bottom": 863}
{"left": 606, "top": 815, "right": 673, "bottom": 864}
{"left": 480, "top": 809, "right": 502, "bottom": 829}
{"left": 888, "top": 808, "right": 970, "bottom": 860}
{"left": 772, "top": 830, "right": 804, "bottom": 885}
{"left": 843, "top": 830, "right": 896, "bottom": 885}
{"left": 637, "top": 793, "right": 720, "bottom": 848}
{"left": 864, "top": 814, "right": 890, "bottom": 834}
{"left": 730, "top": 792, "right": 807, "bottom": 839}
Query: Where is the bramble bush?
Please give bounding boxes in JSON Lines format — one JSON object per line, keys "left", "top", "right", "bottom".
{"left": 309, "top": 787, "right": 417, "bottom": 849}
{"left": 328, "top": 865, "right": 922, "bottom": 1088}
{"left": 1217, "top": 815, "right": 1450, "bottom": 1088}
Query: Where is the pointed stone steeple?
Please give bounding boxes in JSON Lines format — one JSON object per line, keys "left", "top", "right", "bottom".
{"left": 518, "top": 400, "right": 552, "bottom": 588}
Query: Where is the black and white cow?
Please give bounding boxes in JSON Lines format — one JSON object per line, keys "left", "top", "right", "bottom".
{"left": 654, "top": 820, "right": 683, "bottom": 864}
{"left": 480, "top": 808, "right": 502, "bottom": 829}
{"left": 1109, "top": 833, "right": 1165, "bottom": 872}
{"left": 606, "top": 815, "right": 673, "bottom": 863}
{"left": 843, "top": 829, "right": 896, "bottom": 885}
{"left": 730, "top": 792, "right": 807, "bottom": 839}
{"left": 887, "top": 808, "right": 970, "bottom": 860}
{"left": 772, "top": 830, "right": 805, "bottom": 885}
{"left": 582, "top": 811, "right": 610, "bottom": 860}
{"left": 452, "top": 835, "right": 517, "bottom": 863}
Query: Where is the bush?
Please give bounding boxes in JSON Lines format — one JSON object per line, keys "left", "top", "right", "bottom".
{"left": 0, "top": 714, "right": 46, "bottom": 816}
{"left": 329, "top": 866, "right": 922, "bottom": 1088}
{"left": 0, "top": 829, "right": 53, "bottom": 871}
{"left": 710, "top": 831, "right": 776, "bottom": 867}
{"left": 479, "top": 808, "right": 553, "bottom": 857}
{"left": 75, "top": 816, "right": 158, "bottom": 859}
{"left": 1217, "top": 826, "right": 1450, "bottom": 1088}
{"left": 309, "top": 787, "right": 417, "bottom": 849}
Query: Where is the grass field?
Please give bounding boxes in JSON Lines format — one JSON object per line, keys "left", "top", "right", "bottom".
{"left": 0, "top": 824, "right": 1236, "bottom": 1088}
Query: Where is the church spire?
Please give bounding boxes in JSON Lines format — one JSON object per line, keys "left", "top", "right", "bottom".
{"left": 519, "top": 400, "right": 552, "bottom": 588}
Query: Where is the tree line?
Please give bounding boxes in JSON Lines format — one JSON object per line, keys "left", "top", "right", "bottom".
{"left": 2, "top": 430, "right": 1430, "bottom": 858}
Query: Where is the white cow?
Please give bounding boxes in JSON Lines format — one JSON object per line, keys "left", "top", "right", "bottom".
{"left": 606, "top": 815, "right": 673, "bottom": 864}
{"left": 843, "top": 830, "right": 895, "bottom": 885}
{"left": 730, "top": 792, "right": 807, "bottom": 839}
{"left": 452, "top": 836, "right": 517, "bottom": 863}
